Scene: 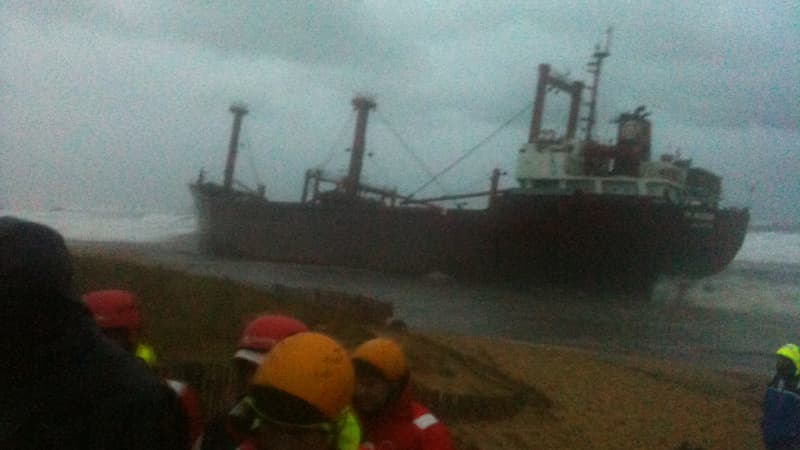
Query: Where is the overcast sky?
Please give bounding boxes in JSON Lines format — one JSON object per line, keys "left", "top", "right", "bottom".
{"left": 1, "top": 1, "right": 797, "bottom": 222}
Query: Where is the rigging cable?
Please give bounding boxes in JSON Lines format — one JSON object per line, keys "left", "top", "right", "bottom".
{"left": 407, "top": 101, "right": 533, "bottom": 199}
{"left": 373, "top": 111, "right": 450, "bottom": 196}
{"left": 362, "top": 152, "right": 398, "bottom": 192}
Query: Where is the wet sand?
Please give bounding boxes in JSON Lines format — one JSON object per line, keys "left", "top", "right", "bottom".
{"left": 69, "top": 236, "right": 796, "bottom": 375}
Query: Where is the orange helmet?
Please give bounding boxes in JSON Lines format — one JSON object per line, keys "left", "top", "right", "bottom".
{"left": 352, "top": 337, "right": 408, "bottom": 381}
{"left": 235, "top": 315, "right": 309, "bottom": 365}
{"left": 83, "top": 290, "right": 142, "bottom": 333}
{"left": 250, "top": 332, "right": 354, "bottom": 420}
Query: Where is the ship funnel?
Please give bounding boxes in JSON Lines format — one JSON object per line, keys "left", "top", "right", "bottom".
{"left": 615, "top": 106, "right": 652, "bottom": 162}
{"left": 223, "top": 103, "right": 249, "bottom": 190}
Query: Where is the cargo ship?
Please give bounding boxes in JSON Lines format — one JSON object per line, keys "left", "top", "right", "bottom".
{"left": 190, "top": 41, "right": 749, "bottom": 293}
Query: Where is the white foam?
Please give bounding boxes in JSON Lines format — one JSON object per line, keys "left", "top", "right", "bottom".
{"left": 735, "top": 232, "right": 800, "bottom": 265}
{"left": 654, "top": 273, "right": 800, "bottom": 316}
{"left": 1, "top": 209, "right": 195, "bottom": 243}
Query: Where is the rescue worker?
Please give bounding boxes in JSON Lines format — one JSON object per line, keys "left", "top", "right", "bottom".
{"left": 237, "top": 332, "right": 356, "bottom": 450}
{"left": 762, "top": 343, "right": 800, "bottom": 449}
{"left": 0, "top": 216, "right": 186, "bottom": 449}
{"left": 352, "top": 337, "right": 453, "bottom": 450}
{"left": 83, "top": 288, "right": 204, "bottom": 448}
{"left": 196, "top": 314, "right": 362, "bottom": 450}
{"left": 233, "top": 315, "right": 312, "bottom": 395}
{"left": 197, "top": 314, "right": 310, "bottom": 449}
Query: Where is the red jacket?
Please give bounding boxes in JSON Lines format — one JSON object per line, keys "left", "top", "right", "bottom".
{"left": 360, "top": 389, "right": 453, "bottom": 450}
{"left": 167, "top": 379, "right": 205, "bottom": 448}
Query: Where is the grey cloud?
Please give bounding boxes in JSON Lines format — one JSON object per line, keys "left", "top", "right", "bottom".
{"left": 1, "top": 1, "right": 798, "bottom": 223}
{"left": 7, "top": 1, "right": 421, "bottom": 72}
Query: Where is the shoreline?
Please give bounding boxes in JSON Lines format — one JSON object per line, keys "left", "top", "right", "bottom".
{"left": 69, "top": 239, "right": 769, "bottom": 449}
{"left": 68, "top": 238, "right": 788, "bottom": 376}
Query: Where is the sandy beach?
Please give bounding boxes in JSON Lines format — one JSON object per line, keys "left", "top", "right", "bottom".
{"left": 66, "top": 238, "right": 781, "bottom": 449}
{"left": 70, "top": 237, "right": 795, "bottom": 375}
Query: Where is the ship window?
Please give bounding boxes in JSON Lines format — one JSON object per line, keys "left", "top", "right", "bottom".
{"left": 602, "top": 180, "right": 638, "bottom": 195}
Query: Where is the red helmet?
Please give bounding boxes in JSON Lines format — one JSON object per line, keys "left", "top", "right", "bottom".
{"left": 234, "top": 315, "right": 309, "bottom": 364}
{"left": 83, "top": 290, "right": 142, "bottom": 333}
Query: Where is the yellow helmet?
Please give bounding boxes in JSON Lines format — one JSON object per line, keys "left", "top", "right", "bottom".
{"left": 776, "top": 343, "right": 800, "bottom": 374}
{"left": 352, "top": 337, "right": 408, "bottom": 381}
{"left": 250, "top": 332, "right": 354, "bottom": 420}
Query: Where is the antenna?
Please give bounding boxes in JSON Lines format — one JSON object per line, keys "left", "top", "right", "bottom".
{"left": 583, "top": 27, "right": 613, "bottom": 142}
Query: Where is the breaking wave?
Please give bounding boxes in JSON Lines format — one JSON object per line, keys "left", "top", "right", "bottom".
{"left": 0, "top": 209, "right": 195, "bottom": 243}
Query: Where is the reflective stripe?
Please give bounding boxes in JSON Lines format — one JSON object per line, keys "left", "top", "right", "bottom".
{"left": 167, "top": 379, "right": 187, "bottom": 396}
{"left": 413, "top": 413, "right": 438, "bottom": 430}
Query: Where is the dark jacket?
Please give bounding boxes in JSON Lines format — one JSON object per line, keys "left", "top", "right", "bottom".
{"left": 762, "top": 374, "right": 800, "bottom": 450}
{"left": 195, "top": 414, "right": 245, "bottom": 450}
{"left": 0, "top": 217, "right": 188, "bottom": 449}
{"left": 195, "top": 395, "right": 252, "bottom": 450}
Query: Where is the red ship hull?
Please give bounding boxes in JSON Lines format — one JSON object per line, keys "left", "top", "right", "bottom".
{"left": 191, "top": 184, "right": 749, "bottom": 293}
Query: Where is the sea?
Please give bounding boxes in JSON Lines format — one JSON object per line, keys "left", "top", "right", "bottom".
{"left": 3, "top": 208, "right": 798, "bottom": 373}
{"left": 5, "top": 207, "right": 796, "bottom": 316}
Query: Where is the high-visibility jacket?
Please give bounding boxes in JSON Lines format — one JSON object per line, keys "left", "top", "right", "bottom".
{"left": 360, "top": 389, "right": 453, "bottom": 450}
{"left": 337, "top": 408, "right": 362, "bottom": 450}
{"left": 136, "top": 342, "right": 158, "bottom": 367}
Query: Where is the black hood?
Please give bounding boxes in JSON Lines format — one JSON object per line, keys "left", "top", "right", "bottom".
{"left": 0, "top": 216, "right": 73, "bottom": 298}
{"left": 0, "top": 216, "right": 95, "bottom": 375}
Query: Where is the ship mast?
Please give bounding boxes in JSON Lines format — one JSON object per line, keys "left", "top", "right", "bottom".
{"left": 527, "top": 65, "right": 584, "bottom": 144}
{"left": 223, "top": 103, "right": 249, "bottom": 191}
{"left": 583, "top": 28, "right": 612, "bottom": 142}
{"left": 344, "top": 96, "right": 376, "bottom": 198}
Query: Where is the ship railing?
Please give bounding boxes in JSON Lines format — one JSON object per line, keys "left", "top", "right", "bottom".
{"left": 401, "top": 189, "right": 509, "bottom": 205}
{"left": 304, "top": 169, "right": 418, "bottom": 207}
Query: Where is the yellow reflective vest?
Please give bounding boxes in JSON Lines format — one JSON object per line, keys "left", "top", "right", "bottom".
{"left": 337, "top": 408, "right": 362, "bottom": 450}
{"left": 135, "top": 342, "right": 158, "bottom": 367}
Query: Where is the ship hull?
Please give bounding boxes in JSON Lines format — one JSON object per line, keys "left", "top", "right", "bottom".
{"left": 191, "top": 184, "right": 749, "bottom": 293}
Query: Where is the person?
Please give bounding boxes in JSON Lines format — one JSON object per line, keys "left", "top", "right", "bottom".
{"left": 83, "top": 289, "right": 205, "bottom": 448}
{"left": 352, "top": 337, "right": 453, "bottom": 450}
{"left": 0, "top": 216, "right": 187, "bottom": 449}
{"left": 236, "top": 332, "right": 356, "bottom": 450}
{"left": 197, "top": 314, "right": 362, "bottom": 450}
{"left": 196, "top": 314, "right": 311, "bottom": 449}
{"left": 233, "top": 315, "right": 312, "bottom": 394}
{"left": 762, "top": 343, "right": 800, "bottom": 449}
